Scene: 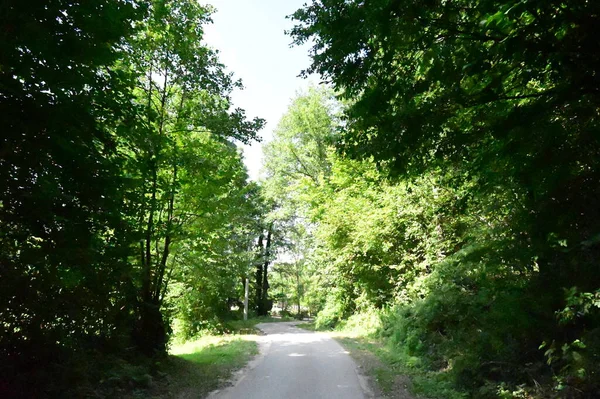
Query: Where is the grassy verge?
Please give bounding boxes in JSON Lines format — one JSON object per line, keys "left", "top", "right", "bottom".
{"left": 152, "top": 335, "right": 259, "bottom": 398}
{"left": 46, "top": 334, "right": 258, "bottom": 398}
{"left": 298, "top": 321, "right": 465, "bottom": 399}
{"left": 336, "top": 335, "right": 466, "bottom": 399}
{"left": 141, "top": 316, "right": 296, "bottom": 397}
{"left": 117, "top": 335, "right": 259, "bottom": 398}
{"left": 102, "top": 334, "right": 261, "bottom": 398}
{"left": 79, "top": 317, "right": 297, "bottom": 398}
{"left": 224, "top": 315, "right": 294, "bottom": 334}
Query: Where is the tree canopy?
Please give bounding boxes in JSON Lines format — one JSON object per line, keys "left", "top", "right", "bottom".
{"left": 2, "top": 0, "right": 600, "bottom": 397}
{"left": 1, "top": 1, "right": 267, "bottom": 395}
{"left": 261, "top": 1, "right": 600, "bottom": 396}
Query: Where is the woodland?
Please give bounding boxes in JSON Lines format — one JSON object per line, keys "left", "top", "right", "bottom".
{"left": 1, "top": 0, "right": 599, "bottom": 398}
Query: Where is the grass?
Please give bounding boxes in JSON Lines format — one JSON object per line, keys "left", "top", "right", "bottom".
{"left": 171, "top": 334, "right": 258, "bottom": 367}
{"left": 298, "top": 321, "right": 465, "bottom": 399}
{"left": 224, "top": 315, "right": 294, "bottom": 334}
{"left": 121, "top": 334, "right": 260, "bottom": 399}
{"left": 91, "top": 317, "right": 295, "bottom": 398}
{"left": 112, "top": 325, "right": 266, "bottom": 399}
{"left": 157, "top": 334, "right": 259, "bottom": 397}
{"left": 336, "top": 335, "right": 464, "bottom": 399}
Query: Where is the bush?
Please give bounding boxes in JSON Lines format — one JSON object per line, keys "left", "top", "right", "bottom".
{"left": 315, "top": 294, "right": 346, "bottom": 330}
{"left": 340, "top": 307, "right": 383, "bottom": 336}
{"left": 377, "top": 250, "right": 557, "bottom": 398}
{"left": 294, "top": 310, "right": 309, "bottom": 320}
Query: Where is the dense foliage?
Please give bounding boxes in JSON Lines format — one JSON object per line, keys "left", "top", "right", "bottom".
{"left": 3, "top": 0, "right": 599, "bottom": 397}
{"left": 261, "top": 1, "right": 600, "bottom": 395}
{"left": 1, "top": 1, "right": 145, "bottom": 394}
{"left": 1, "top": 0, "right": 266, "bottom": 395}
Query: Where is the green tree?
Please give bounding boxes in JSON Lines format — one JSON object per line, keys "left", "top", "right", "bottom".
{"left": 290, "top": 0, "right": 600, "bottom": 285}
{"left": 168, "top": 145, "right": 262, "bottom": 337}
{"left": 1, "top": 1, "right": 265, "bottom": 395}
{"left": 0, "top": 0, "right": 144, "bottom": 394}
{"left": 254, "top": 221, "right": 274, "bottom": 316}
{"left": 290, "top": 0, "right": 600, "bottom": 395}
{"left": 262, "top": 87, "right": 340, "bottom": 316}
{"left": 124, "top": 0, "right": 263, "bottom": 353}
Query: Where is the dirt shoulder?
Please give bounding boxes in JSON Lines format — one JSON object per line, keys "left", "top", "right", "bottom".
{"left": 333, "top": 334, "right": 417, "bottom": 399}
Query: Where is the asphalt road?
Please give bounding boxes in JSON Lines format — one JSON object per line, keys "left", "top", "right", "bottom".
{"left": 210, "top": 321, "right": 372, "bottom": 399}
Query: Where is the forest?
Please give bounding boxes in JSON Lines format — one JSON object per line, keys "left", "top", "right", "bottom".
{"left": 1, "top": 0, "right": 599, "bottom": 398}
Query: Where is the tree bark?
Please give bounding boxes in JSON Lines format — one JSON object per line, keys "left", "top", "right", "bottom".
{"left": 260, "top": 224, "right": 273, "bottom": 316}
{"left": 255, "top": 233, "right": 264, "bottom": 314}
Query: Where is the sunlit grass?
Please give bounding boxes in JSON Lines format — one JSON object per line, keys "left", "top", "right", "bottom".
{"left": 298, "top": 317, "right": 465, "bottom": 399}
{"left": 170, "top": 335, "right": 258, "bottom": 367}
{"left": 144, "top": 334, "right": 261, "bottom": 398}
{"left": 224, "top": 315, "right": 294, "bottom": 333}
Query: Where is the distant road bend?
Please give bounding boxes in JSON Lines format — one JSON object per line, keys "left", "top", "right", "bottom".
{"left": 210, "top": 321, "right": 372, "bottom": 399}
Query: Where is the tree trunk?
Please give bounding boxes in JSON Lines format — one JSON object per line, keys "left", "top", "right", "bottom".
{"left": 137, "top": 61, "right": 171, "bottom": 355}
{"left": 260, "top": 224, "right": 273, "bottom": 316}
{"left": 255, "top": 233, "right": 264, "bottom": 314}
{"left": 296, "top": 270, "right": 301, "bottom": 318}
{"left": 154, "top": 156, "right": 177, "bottom": 304}
{"left": 143, "top": 158, "right": 157, "bottom": 304}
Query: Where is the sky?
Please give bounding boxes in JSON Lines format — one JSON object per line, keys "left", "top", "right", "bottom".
{"left": 202, "top": 0, "right": 317, "bottom": 180}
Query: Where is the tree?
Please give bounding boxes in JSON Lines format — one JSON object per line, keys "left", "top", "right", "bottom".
{"left": 254, "top": 222, "right": 274, "bottom": 316}
{"left": 291, "top": 0, "right": 600, "bottom": 171}
{"left": 124, "top": 0, "right": 263, "bottom": 353}
{"left": 168, "top": 149, "right": 262, "bottom": 338}
{"left": 271, "top": 223, "right": 313, "bottom": 317}
{"left": 289, "top": 1, "right": 600, "bottom": 395}
{"left": 290, "top": 1, "right": 600, "bottom": 282}
{"left": 1, "top": 1, "right": 265, "bottom": 394}
{"left": 262, "top": 87, "right": 340, "bottom": 316}
{"left": 0, "top": 0, "right": 144, "bottom": 394}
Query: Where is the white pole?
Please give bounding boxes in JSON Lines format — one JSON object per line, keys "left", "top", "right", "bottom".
{"left": 244, "top": 277, "right": 249, "bottom": 321}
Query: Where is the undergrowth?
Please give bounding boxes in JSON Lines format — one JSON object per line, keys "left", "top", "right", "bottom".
{"left": 311, "top": 298, "right": 600, "bottom": 399}
{"left": 310, "top": 310, "right": 466, "bottom": 399}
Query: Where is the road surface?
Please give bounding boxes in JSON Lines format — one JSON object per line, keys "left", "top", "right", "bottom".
{"left": 210, "top": 321, "right": 372, "bottom": 399}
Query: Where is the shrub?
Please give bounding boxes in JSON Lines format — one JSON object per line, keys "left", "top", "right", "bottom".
{"left": 315, "top": 294, "right": 346, "bottom": 330}
{"left": 340, "top": 307, "right": 383, "bottom": 336}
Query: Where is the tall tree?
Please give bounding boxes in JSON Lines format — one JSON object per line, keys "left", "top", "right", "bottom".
{"left": 262, "top": 87, "right": 340, "bottom": 317}
{"left": 289, "top": 0, "right": 600, "bottom": 395}
{"left": 168, "top": 146, "right": 262, "bottom": 337}
{"left": 0, "top": 0, "right": 143, "bottom": 394}
{"left": 254, "top": 222, "right": 274, "bottom": 316}
{"left": 124, "top": 0, "right": 263, "bottom": 353}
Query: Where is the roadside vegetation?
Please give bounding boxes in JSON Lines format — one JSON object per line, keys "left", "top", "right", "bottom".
{"left": 264, "top": 1, "right": 600, "bottom": 395}
{"left": 3, "top": 1, "right": 599, "bottom": 398}
{"left": 268, "top": 79, "right": 600, "bottom": 397}
{"left": 301, "top": 315, "right": 465, "bottom": 399}
{"left": 161, "top": 335, "right": 259, "bottom": 398}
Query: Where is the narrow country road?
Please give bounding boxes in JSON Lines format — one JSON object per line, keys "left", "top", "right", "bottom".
{"left": 210, "top": 321, "right": 372, "bottom": 399}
